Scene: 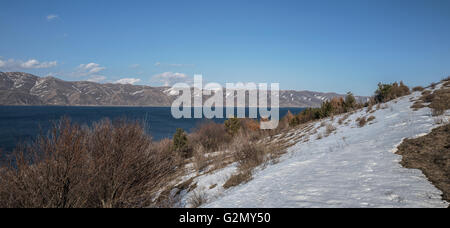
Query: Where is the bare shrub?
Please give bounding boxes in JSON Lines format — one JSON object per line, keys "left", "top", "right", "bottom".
{"left": 282, "top": 110, "right": 296, "bottom": 127}
{"left": 421, "top": 91, "right": 435, "bottom": 103}
{"left": 356, "top": 116, "right": 367, "bottom": 127}
{"left": 192, "top": 145, "right": 209, "bottom": 172}
{"left": 338, "top": 114, "right": 350, "bottom": 125}
{"left": 223, "top": 171, "right": 252, "bottom": 189}
{"left": 366, "top": 104, "right": 373, "bottom": 113}
{"left": 190, "top": 121, "right": 231, "bottom": 152}
{"left": 325, "top": 124, "right": 336, "bottom": 136}
{"left": 188, "top": 190, "right": 208, "bottom": 208}
{"left": 233, "top": 139, "right": 267, "bottom": 171}
{"left": 209, "top": 184, "right": 217, "bottom": 189}
{"left": 412, "top": 86, "right": 425, "bottom": 92}
{"left": 0, "top": 118, "right": 177, "bottom": 208}
{"left": 411, "top": 101, "right": 426, "bottom": 111}
{"left": 429, "top": 88, "right": 450, "bottom": 116}
{"left": 367, "top": 116, "right": 376, "bottom": 122}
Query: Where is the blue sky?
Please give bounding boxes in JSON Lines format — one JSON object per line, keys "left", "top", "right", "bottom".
{"left": 0, "top": 0, "right": 449, "bottom": 95}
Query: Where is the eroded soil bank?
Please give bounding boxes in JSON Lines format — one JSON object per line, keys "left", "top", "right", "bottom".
{"left": 396, "top": 124, "right": 450, "bottom": 203}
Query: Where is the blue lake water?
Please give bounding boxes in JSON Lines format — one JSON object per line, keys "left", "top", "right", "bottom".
{"left": 0, "top": 106, "right": 305, "bottom": 153}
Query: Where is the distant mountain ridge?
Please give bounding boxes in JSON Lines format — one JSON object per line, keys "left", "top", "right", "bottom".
{"left": 0, "top": 72, "right": 368, "bottom": 107}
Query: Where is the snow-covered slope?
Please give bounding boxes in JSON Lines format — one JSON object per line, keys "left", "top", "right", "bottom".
{"left": 203, "top": 87, "right": 449, "bottom": 208}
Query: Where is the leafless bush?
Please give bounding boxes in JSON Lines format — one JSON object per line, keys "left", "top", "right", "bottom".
{"left": 338, "top": 114, "right": 350, "bottom": 125}
{"left": 192, "top": 145, "right": 209, "bottom": 172}
{"left": 223, "top": 171, "right": 252, "bottom": 189}
{"left": 411, "top": 101, "right": 426, "bottom": 111}
{"left": 356, "top": 117, "right": 367, "bottom": 127}
{"left": 233, "top": 138, "right": 267, "bottom": 171}
{"left": 366, "top": 104, "right": 373, "bottom": 113}
{"left": 0, "top": 118, "right": 177, "bottom": 208}
{"left": 429, "top": 88, "right": 450, "bottom": 116}
{"left": 367, "top": 116, "right": 376, "bottom": 122}
{"left": 421, "top": 91, "right": 435, "bottom": 103}
{"left": 325, "top": 124, "right": 336, "bottom": 136}
{"left": 188, "top": 189, "right": 208, "bottom": 208}
{"left": 412, "top": 86, "right": 425, "bottom": 92}
{"left": 189, "top": 121, "right": 232, "bottom": 152}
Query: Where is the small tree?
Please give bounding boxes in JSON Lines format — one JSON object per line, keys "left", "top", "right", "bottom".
{"left": 319, "top": 101, "right": 333, "bottom": 118}
{"left": 173, "top": 128, "right": 189, "bottom": 157}
{"left": 375, "top": 83, "right": 393, "bottom": 103}
{"left": 344, "top": 92, "right": 356, "bottom": 111}
{"left": 224, "top": 117, "right": 241, "bottom": 136}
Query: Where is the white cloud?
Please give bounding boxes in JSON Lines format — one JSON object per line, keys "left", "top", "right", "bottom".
{"left": 75, "top": 63, "right": 106, "bottom": 76}
{"left": 21, "top": 59, "right": 57, "bottom": 69}
{"left": 47, "top": 14, "right": 59, "bottom": 21}
{"left": 87, "top": 76, "right": 107, "bottom": 83}
{"left": 0, "top": 58, "right": 58, "bottom": 70}
{"left": 115, "top": 78, "right": 141, "bottom": 85}
{"left": 152, "top": 72, "right": 192, "bottom": 86}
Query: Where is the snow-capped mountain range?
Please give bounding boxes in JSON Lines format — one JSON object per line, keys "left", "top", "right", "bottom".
{"left": 0, "top": 72, "right": 368, "bottom": 107}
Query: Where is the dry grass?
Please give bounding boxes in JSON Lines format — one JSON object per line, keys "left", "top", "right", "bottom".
{"left": 442, "top": 76, "right": 450, "bottom": 82}
{"left": 429, "top": 88, "right": 450, "bottom": 116}
{"left": 187, "top": 189, "right": 208, "bottom": 208}
{"left": 325, "top": 124, "right": 336, "bottom": 136}
{"left": 356, "top": 116, "right": 367, "bottom": 127}
{"left": 376, "top": 103, "right": 381, "bottom": 110}
{"left": 412, "top": 86, "right": 425, "bottom": 92}
{"left": 415, "top": 86, "right": 450, "bottom": 116}
{"left": 444, "top": 81, "right": 450, "bottom": 87}
{"left": 396, "top": 124, "right": 450, "bottom": 203}
{"left": 192, "top": 145, "right": 209, "bottom": 172}
{"left": 233, "top": 140, "right": 267, "bottom": 172}
{"left": 209, "top": 184, "right": 217, "bottom": 189}
{"left": 223, "top": 171, "right": 252, "bottom": 189}
{"left": 367, "top": 116, "right": 376, "bottom": 122}
{"left": 366, "top": 104, "right": 373, "bottom": 113}
{"left": 411, "top": 101, "right": 426, "bottom": 111}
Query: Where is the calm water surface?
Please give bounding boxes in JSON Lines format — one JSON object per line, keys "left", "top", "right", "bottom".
{"left": 0, "top": 106, "right": 305, "bottom": 153}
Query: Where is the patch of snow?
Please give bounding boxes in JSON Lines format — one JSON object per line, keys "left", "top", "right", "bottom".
{"left": 130, "top": 90, "right": 144, "bottom": 95}
{"left": 181, "top": 163, "right": 238, "bottom": 208}
{"left": 72, "top": 85, "right": 82, "bottom": 94}
{"left": 164, "top": 88, "right": 179, "bottom": 96}
{"left": 205, "top": 88, "right": 449, "bottom": 208}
